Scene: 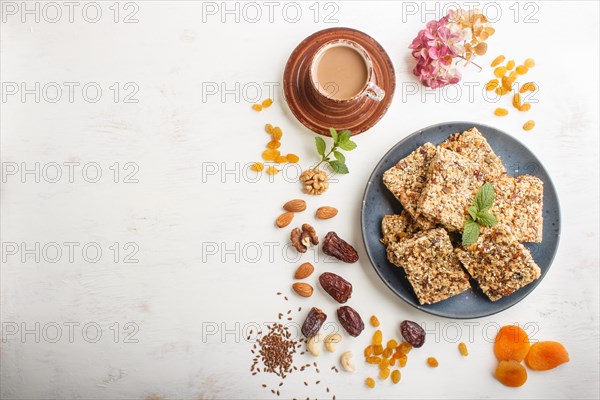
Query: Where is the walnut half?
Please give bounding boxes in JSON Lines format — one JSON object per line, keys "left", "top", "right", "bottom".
{"left": 291, "top": 224, "right": 318, "bottom": 253}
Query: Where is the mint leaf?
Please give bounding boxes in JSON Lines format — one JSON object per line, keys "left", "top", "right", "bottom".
{"left": 315, "top": 137, "right": 326, "bottom": 156}
{"left": 462, "top": 218, "right": 480, "bottom": 246}
{"left": 333, "top": 151, "right": 346, "bottom": 163}
{"left": 467, "top": 205, "right": 478, "bottom": 221}
{"left": 338, "top": 139, "right": 357, "bottom": 151}
{"left": 475, "top": 182, "right": 495, "bottom": 211}
{"left": 329, "top": 160, "right": 349, "bottom": 174}
{"left": 476, "top": 210, "right": 498, "bottom": 227}
{"left": 329, "top": 128, "right": 338, "bottom": 144}
{"left": 338, "top": 130, "right": 351, "bottom": 145}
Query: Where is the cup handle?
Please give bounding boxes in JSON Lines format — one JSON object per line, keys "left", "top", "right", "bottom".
{"left": 365, "top": 82, "right": 385, "bottom": 102}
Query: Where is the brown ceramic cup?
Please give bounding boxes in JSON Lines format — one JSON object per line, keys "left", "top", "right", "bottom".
{"left": 308, "top": 39, "right": 385, "bottom": 109}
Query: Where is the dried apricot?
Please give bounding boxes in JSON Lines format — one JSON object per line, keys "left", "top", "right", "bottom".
{"left": 491, "top": 55, "right": 505, "bottom": 67}
{"left": 525, "top": 341, "right": 569, "bottom": 371}
{"left": 266, "top": 166, "right": 280, "bottom": 175}
{"left": 494, "top": 325, "right": 530, "bottom": 362}
{"left": 286, "top": 154, "right": 299, "bottom": 163}
{"left": 373, "top": 345, "right": 383, "bottom": 355}
{"left": 372, "top": 330, "right": 382, "bottom": 345}
{"left": 495, "top": 360, "right": 527, "bottom": 387}
{"left": 365, "top": 377, "right": 375, "bottom": 388}
{"left": 364, "top": 345, "right": 374, "bottom": 358}
{"left": 516, "top": 65, "right": 528, "bottom": 75}
{"left": 262, "top": 149, "right": 280, "bottom": 161}
{"left": 271, "top": 126, "right": 283, "bottom": 140}
{"left": 524, "top": 58, "right": 535, "bottom": 68}
{"left": 370, "top": 315, "right": 380, "bottom": 327}
{"left": 262, "top": 98, "right": 273, "bottom": 108}
{"left": 520, "top": 82, "right": 536, "bottom": 93}
{"left": 495, "top": 108, "right": 509, "bottom": 116}
{"left": 523, "top": 120, "right": 536, "bottom": 131}
{"left": 265, "top": 123, "right": 273, "bottom": 134}
{"left": 379, "top": 367, "right": 390, "bottom": 379}
{"left": 458, "top": 342, "right": 469, "bottom": 357}
{"left": 267, "top": 140, "right": 281, "bottom": 149}
{"left": 366, "top": 356, "right": 382, "bottom": 365}
{"left": 427, "top": 357, "right": 439, "bottom": 368}
{"left": 250, "top": 162, "right": 264, "bottom": 172}
{"left": 252, "top": 104, "right": 262, "bottom": 112}
{"left": 519, "top": 103, "right": 531, "bottom": 112}
{"left": 485, "top": 79, "right": 499, "bottom": 91}
{"left": 506, "top": 60, "right": 515, "bottom": 70}
{"left": 387, "top": 339, "right": 398, "bottom": 349}
{"left": 494, "top": 66, "right": 507, "bottom": 77}
{"left": 391, "top": 369, "right": 401, "bottom": 384}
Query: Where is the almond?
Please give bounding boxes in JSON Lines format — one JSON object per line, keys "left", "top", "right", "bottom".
{"left": 294, "top": 262, "right": 315, "bottom": 279}
{"left": 316, "top": 206, "right": 338, "bottom": 219}
{"left": 276, "top": 212, "right": 294, "bottom": 228}
{"left": 292, "top": 282, "right": 313, "bottom": 297}
{"left": 283, "top": 199, "right": 307, "bottom": 212}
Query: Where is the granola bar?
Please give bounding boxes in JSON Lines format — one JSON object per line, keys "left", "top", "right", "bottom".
{"left": 380, "top": 211, "right": 420, "bottom": 246}
{"left": 386, "top": 228, "right": 471, "bottom": 305}
{"left": 491, "top": 174, "right": 544, "bottom": 243}
{"left": 418, "top": 147, "right": 486, "bottom": 232}
{"left": 383, "top": 143, "right": 437, "bottom": 229}
{"left": 455, "top": 224, "right": 541, "bottom": 301}
{"left": 440, "top": 127, "right": 506, "bottom": 180}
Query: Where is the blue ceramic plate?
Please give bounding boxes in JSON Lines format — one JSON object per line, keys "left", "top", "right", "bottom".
{"left": 361, "top": 122, "right": 561, "bottom": 319}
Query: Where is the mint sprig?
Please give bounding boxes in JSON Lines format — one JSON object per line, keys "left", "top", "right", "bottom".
{"left": 313, "top": 128, "right": 357, "bottom": 174}
{"left": 462, "top": 182, "right": 498, "bottom": 246}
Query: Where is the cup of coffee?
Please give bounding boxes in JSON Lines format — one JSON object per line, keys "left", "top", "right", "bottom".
{"left": 308, "top": 39, "right": 385, "bottom": 108}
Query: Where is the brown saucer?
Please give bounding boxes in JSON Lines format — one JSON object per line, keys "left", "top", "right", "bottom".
{"left": 283, "top": 27, "right": 396, "bottom": 136}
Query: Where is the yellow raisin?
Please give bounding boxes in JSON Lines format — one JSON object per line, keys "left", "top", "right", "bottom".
{"left": 370, "top": 315, "right": 380, "bottom": 327}
{"left": 524, "top": 58, "right": 535, "bottom": 68}
{"left": 427, "top": 357, "right": 439, "bottom": 368}
{"left": 390, "top": 358, "right": 396, "bottom": 366}
{"left": 523, "top": 120, "right": 535, "bottom": 131}
{"left": 495, "top": 87, "right": 509, "bottom": 96}
{"left": 262, "top": 98, "right": 273, "bottom": 108}
{"left": 491, "top": 55, "right": 505, "bottom": 67}
{"left": 271, "top": 126, "right": 283, "bottom": 140}
{"left": 373, "top": 345, "right": 383, "bottom": 355}
{"left": 275, "top": 156, "right": 287, "bottom": 163}
{"left": 506, "top": 60, "right": 515, "bottom": 70}
{"left": 391, "top": 369, "right": 401, "bottom": 384}
{"left": 365, "top": 377, "right": 375, "bottom": 388}
{"left": 382, "top": 348, "right": 393, "bottom": 358}
{"left": 262, "top": 149, "right": 280, "bottom": 161}
{"left": 501, "top": 76, "right": 512, "bottom": 91}
{"left": 508, "top": 70, "right": 519, "bottom": 82}
{"left": 520, "top": 82, "right": 536, "bottom": 93}
{"left": 267, "top": 140, "right": 281, "bottom": 149}
{"left": 265, "top": 123, "right": 273, "bottom": 134}
{"left": 252, "top": 104, "right": 262, "bottom": 112}
{"left": 387, "top": 339, "right": 398, "bottom": 349}
{"left": 286, "top": 154, "right": 299, "bottom": 163}
{"left": 379, "top": 368, "right": 390, "bottom": 380}
{"left": 516, "top": 65, "right": 528, "bottom": 75}
{"left": 519, "top": 103, "right": 531, "bottom": 112}
{"left": 379, "top": 358, "right": 390, "bottom": 369}
{"left": 495, "top": 108, "right": 509, "bottom": 116}
{"left": 512, "top": 93, "right": 522, "bottom": 108}
{"left": 372, "top": 330, "right": 382, "bottom": 345}
{"left": 399, "top": 342, "right": 412, "bottom": 354}
{"left": 459, "top": 342, "right": 469, "bottom": 357}
{"left": 366, "top": 356, "right": 382, "bottom": 365}
{"left": 398, "top": 354, "right": 408, "bottom": 367}
{"left": 364, "top": 345, "right": 374, "bottom": 358}
{"left": 494, "top": 66, "right": 507, "bottom": 77}
{"left": 485, "top": 79, "right": 499, "bottom": 91}
{"left": 250, "top": 162, "right": 264, "bottom": 172}
{"left": 266, "top": 166, "right": 280, "bottom": 175}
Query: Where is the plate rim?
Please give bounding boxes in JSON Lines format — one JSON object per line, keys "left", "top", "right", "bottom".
{"left": 360, "top": 121, "right": 562, "bottom": 319}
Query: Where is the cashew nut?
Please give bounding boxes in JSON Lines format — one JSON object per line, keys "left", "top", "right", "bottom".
{"left": 307, "top": 333, "right": 323, "bottom": 357}
{"left": 340, "top": 351, "right": 355, "bottom": 372}
{"left": 324, "top": 332, "right": 342, "bottom": 352}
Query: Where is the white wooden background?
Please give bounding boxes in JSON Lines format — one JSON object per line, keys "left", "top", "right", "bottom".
{"left": 1, "top": 1, "right": 599, "bottom": 399}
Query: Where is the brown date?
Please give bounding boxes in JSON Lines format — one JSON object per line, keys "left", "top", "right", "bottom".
{"left": 337, "top": 305, "right": 364, "bottom": 337}
{"left": 301, "top": 307, "right": 327, "bottom": 338}
{"left": 319, "top": 272, "right": 352, "bottom": 303}
{"left": 322, "top": 232, "right": 359, "bottom": 263}
{"left": 400, "top": 320, "right": 425, "bottom": 348}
